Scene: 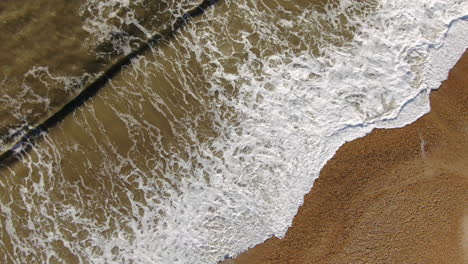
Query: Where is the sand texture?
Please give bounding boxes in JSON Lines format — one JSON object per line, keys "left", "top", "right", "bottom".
{"left": 227, "top": 51, "right": 468, "bottom": 264}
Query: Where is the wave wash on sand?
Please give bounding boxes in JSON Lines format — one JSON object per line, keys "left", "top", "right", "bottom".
{"left": 0, "top": 0, "right": 467, "bottom": 263}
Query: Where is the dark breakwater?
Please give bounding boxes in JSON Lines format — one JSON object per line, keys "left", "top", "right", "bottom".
{"left": 0, "top": 0, "right": 220, "bottom": 165}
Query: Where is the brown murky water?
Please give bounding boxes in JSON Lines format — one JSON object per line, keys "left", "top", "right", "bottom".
{"left": 0, "top": 0, "right": 378, "bottom": 263}
{"left": 0, "top": 0, "right": 204, "bottom": 152}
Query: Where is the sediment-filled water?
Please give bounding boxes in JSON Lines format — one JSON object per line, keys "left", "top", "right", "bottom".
{"left": 0, "top": 0, "right": 467, "bottom": 263}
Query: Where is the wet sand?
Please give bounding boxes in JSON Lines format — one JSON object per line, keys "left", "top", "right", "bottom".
{"left": 227, "top": 51, "right": 468, "bottom": 264}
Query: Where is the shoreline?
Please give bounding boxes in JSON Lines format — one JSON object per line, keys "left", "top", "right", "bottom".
{"left": 225, "top": 51, "right": 468, "bottom": 263}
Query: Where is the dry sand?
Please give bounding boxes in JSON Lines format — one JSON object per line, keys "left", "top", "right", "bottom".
{"left": 225, "top": 51, "right": 468, "bottom": 264}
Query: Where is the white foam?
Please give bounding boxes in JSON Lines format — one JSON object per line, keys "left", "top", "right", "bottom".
{"left": 85, "top": 0, "right": 468, "bottom": 263}
{"left": 3, "top": 1, "right": 467, "bottom": 263}
{"left": 425, "top": 18, "right": 468, "bottom": 90}
{"left": 163, "top": 1, "right": 468, "bottom": 263}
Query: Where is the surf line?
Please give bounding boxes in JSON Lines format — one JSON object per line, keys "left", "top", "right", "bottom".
{"left": 0, "top": 0, "right": 221, "bottom": 166}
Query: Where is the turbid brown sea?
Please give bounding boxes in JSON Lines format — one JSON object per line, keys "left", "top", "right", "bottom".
{"left": 227, "top": 51, "right": 468, "bottom": 264}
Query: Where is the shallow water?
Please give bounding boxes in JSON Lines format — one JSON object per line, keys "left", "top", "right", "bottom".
{"left": 0, "top": 0, "right": 467, "bottom": 263}
{"left": 0, "top": 0, "right": 202, "bottom": 152}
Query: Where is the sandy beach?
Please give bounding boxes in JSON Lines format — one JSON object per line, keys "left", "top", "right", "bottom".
{"left": 226, "top": 51, "right": 468, "bottom": 264}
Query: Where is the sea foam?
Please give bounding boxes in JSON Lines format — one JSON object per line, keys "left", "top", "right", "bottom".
{"left": 151, "top": 1, "right": 468, "bottom": 263}
{"left": 1, "top": 1, "right": 467, "bottom": 264}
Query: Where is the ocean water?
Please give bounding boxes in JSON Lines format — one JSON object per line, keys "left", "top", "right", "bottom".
{"left": 0, "top": 0, "right": 467, "bottom": 263}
